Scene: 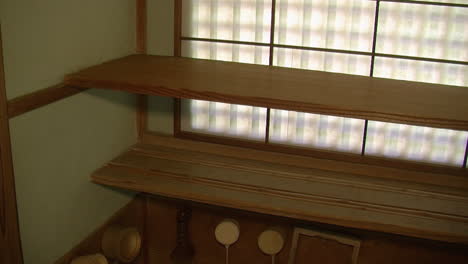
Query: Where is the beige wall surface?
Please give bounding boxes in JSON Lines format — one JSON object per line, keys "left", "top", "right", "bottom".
{"left": 148, "top": 96, "right": 174, "bottom": 134}
{"left": 1, "top": 0, "right": 135, "bottom": 99}
{"left": 147, "top": 0, "right": 174, "bottom": 135}
{"left": 1, "top": 1, "right": 137, "bottom": 264}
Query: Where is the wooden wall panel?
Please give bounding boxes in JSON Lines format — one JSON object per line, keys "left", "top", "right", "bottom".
{"left": 358, "top": 238, "right": 468, "bottom": 264}
{"left": 146, "top": 196, "right": 293, "bottom": 264}
{"left": 294, "top": 237, "right": 354, "bottom": 264}
{"left": 146, "top": 196, "right": 178, "bottom": 264}
{"left": 54, "top": 194, "right": 468, "bottom": 264}
{"left": 145, "top": 195, "right": 468, "bottom": 264}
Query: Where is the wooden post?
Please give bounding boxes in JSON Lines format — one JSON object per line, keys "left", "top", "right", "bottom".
{"left": 0, "top": 24, "right": 24, "bottom": 264}
{"left": 135, "top": 0, "right": 148, "bottom": 140}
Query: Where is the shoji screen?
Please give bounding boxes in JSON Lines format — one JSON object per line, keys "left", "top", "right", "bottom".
{"left": 179, "top": 0, "right": 468, "bottom": 167}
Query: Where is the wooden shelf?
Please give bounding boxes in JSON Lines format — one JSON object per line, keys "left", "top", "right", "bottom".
{"left": 65, "top": 55, "right": 468, "bottom": 130}
{"left": 92, "top": 136, "right": 468, "bottom": 244}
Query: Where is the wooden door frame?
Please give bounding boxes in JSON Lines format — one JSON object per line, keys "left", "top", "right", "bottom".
{"left": 0, "top": 25, "right": 24, "bottom": 264}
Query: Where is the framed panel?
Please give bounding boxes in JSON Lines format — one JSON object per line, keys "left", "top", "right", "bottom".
{"left": 288, "top": 227, "right": 360, "bottom": 264}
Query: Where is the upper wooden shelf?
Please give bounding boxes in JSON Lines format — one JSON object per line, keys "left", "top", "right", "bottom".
{"left": 66, "top": 55, "right": 468, "bottom": 130}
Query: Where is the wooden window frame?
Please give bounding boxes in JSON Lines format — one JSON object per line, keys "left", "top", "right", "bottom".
{"left": 172, "top": 0, "right": 468, "bottom": 176}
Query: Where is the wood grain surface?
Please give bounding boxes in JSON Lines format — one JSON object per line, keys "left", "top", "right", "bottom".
{"left": 65, "top": 54, "right": 468, "bottom": 130}
{"left": 146, "top": 195, "right": 468, "bottom": 264}
{"left": 175, "top": 130, "right": 468, "bottom": 177}
{"left": 141, "top": 133, "right": 468, "bottom": 191}
{"left": 51, "top": 195, "right": 468, "bottom": 264}
{"left": 90, "top": 139, "right": 468, "bottom": 243}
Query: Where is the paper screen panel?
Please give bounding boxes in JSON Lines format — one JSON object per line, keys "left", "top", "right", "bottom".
{"left": 365, "top": 121, "right": 468, "bottom": 166}
{"left": 181, "top": 99, "right": 267, "bottom": 141}
{"left": 410, "top": 0, "right": 468, "bottom": 4}
{"left": 374, "top": 57, "right": 468, "bottom": 86}
{"left": 274, "top": 0, "right": 376, "bottom": 52}
{"left": 180, "top": 0, "right": 468, "bottom": 166}
{"left": 274, "top": 47, "right": 371, "bottom": 75}
{"left": 377, "top": 2, "right": 467, "bottom": 61}
{"left": 181, "top": 40, "right": 269, "bottom": 141}
{"left": 181, "top": 40, "right": 270, "bottom": 64}
{"left": 182, "top": 0, "right": 272, "bottom": 43}
{"left": 269, "top": 109, "right": 365, "bottom": 154}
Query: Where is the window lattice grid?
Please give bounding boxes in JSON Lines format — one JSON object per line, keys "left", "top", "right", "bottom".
{"left": 179, "top": 0, "right": 468, "bottom": 167}
{"left": 181, "top": 40, "right": 270, "bottom": 65}
{"left": 269, "top": 109, "right": 365, "bottom": 154}
{"left": 182, "top": 0, "right": 272, "bottom": 43}
{"left": 365, "top": 121, "right": 468, "bottom": 166}
{"left": 181, "top": 99, "right": 267, "bottom": 141}
{"left": 274, "top": 0, "right": 376, "bottom": 52}
{"left": 274, "top": 47, "right": 372, "bottom": 76}
{"left": 376, "top": 2, "right": 467, "bottom": 61}
{"left": 382, "top": 0, "right": 468, "bottom": 7}
{"left": 374, "top": 57, "right": 468, "bottom": 86}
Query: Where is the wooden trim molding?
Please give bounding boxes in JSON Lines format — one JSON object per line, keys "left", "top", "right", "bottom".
{"left": 7, "top": 84, "right": 85, "bottom": 118}
{"left": 0, "top": 25, "right": 23, "bottom": 264}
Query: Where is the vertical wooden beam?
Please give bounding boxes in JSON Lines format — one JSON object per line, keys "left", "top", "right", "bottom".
{"left": 170, "top": 6, "right": 194, "bottom": 256}
{"left": 136, "top": 95, "right": 148, "bottom": 140}
{"left": 136, "top": 0, "right": 147, "bottom": 54}
{"left": 173, "top": 0, "right": 183, "bottom": 135}
{"left": 173, "top": 98, "right": 181, "bottom": 136}
{"left": 136, "top": 0, "right": 148, "bottom": 140}
{"left": 0, "top": 25, "right": 23, "bottom": 264}
{"left": 143, "top": 195, "right": 151, "bottom": 264}
{"left": 173, "top": 0, "right": 183, "bottom": 136}
{"left": 174, "top": 0, "right": 182, "bottom": 57}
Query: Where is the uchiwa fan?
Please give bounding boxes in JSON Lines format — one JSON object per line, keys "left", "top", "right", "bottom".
{"left": 215, "top": 219, "right": 240, "bottom": 264}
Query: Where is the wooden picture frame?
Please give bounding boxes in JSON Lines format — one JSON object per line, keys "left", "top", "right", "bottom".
{"left": 287, "top": 227, "right": 361, "bottom": 264}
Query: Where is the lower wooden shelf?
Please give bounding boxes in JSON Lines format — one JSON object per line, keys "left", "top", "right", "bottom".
{"left": 92, "top": 136, "right": 468, "bottom": 244}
